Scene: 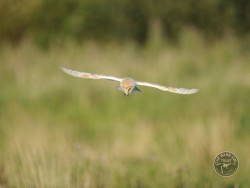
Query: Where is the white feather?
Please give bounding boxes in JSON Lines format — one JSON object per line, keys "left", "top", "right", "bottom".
{"left": 136, "top": 81, "right": 199, "bottom": 94}
{"left": 61, "top": 67, "right": 122, "bottom": 82}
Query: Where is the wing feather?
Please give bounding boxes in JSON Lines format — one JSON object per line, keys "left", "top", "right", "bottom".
{"left": 136, "top": 81, "right": 199, "bottom": 94}
{"left": 61, "top": 67, "right": 122, "bottom": 82}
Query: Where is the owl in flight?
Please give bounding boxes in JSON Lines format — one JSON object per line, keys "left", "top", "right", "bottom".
{"left": 61, "top": 67, "right": 199, "bottom": 96}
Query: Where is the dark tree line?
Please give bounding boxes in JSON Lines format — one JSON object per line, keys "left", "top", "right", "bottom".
{"left": 0, "top": 0, "right": 249, "bottom": 46}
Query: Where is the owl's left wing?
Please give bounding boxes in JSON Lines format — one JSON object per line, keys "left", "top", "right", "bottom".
{"left": 61, "top": 67, "right": 122, "bottom": 82}
{"left": 136, "top": 81, "right": 199, "bottom": 94}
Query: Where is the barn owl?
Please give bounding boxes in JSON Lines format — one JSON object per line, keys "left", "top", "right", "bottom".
{"left": 61, "top": 67, "right": 199, "bottom": 96}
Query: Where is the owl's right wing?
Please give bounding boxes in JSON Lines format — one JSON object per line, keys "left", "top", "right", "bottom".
{"left": 61, "top": 67, "right": 122, "bottom": 82}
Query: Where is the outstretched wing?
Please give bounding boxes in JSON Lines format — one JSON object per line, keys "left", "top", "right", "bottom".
{"left": 61, "top": 67, "right": 122, "bottom": 82}
{"left": 136, "top": 81, "right": 199, "bottom": 94}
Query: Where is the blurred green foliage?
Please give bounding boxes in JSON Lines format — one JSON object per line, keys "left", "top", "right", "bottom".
{"left": 0, "top": 0, "right": 249, "bottom": 46}
{"left": 0, "top": 35, "right": 250, "bottom": 186}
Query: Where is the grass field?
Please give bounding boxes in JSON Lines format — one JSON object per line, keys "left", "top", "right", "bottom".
{"left": 0, "top": 30, "right": 250, "bottom": 187}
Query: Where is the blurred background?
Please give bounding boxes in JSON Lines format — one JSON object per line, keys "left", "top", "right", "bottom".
{"left": 0, "top": 0, "right": 250, "bottom": 187}
{"left": 0, "top": 0, "right": 250, "bottom": 46}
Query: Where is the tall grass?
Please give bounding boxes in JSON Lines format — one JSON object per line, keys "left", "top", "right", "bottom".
{"left": 0, "top": 30, "right": 250, "bottom": 187}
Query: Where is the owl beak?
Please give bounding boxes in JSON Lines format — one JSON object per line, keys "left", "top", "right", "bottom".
{"left": 123, "top": 91, "right": 129, "bottom": 96}
{"left": 125, "top": 90, "right": 130, "bottom": 96}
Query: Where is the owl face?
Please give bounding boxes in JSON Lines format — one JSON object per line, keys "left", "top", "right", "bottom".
{"left": 120, "top": 78, "right": 135, "bottom": 96}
